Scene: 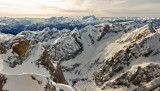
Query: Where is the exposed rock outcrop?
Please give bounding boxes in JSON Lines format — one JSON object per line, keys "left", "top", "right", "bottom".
{"left": 10, "top": 36, "right": 30, "bottom": 57}
{"left": 36, "top": 49, "right": 68, "bottom": 84}
{"left": 95, "top": 24, "right": 160, "bottom": 90}
{"left": 0, "top": 44, "right": 7, "bottom": 54}
{"left": 0, "top": 74, "right": 7, "bottom": 91}
{"left": 97, "top": 23, "right": 132, "bottom": 41}
{"left": 101, "top": 63, "right": 160, "bottom": 90}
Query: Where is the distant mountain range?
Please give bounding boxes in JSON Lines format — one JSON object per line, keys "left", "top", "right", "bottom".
{"left": 0, "top": 16, "right": 160, "bottom": 35}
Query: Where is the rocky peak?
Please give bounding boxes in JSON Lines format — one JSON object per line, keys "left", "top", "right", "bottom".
{"left": 10, "top": 35, "right": 30, "bottom": 57}
{"left": 71, "top": 28, "right": 81, "bottom": 38}
{"left": 97, "top": 25, "right": 110, "bottom": 41}
{"left": 97, "top": 23, "right": 132, "bottom": 41}
{"left": 149, "top": 22, "right": 159, "bottom": 33}
{"left": 41, "top": 27, "right": 50, "bottom": 32}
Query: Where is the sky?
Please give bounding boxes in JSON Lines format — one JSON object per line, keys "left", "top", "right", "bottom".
{"left": 0, "top": 0, "right": 160, "bottom": 17}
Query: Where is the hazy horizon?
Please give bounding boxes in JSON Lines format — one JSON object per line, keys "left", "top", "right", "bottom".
{"left": 0, "top": 0, "right": 160, "bottom": 18}
{"left": 0, "top": 15, "right": 160, "bottom": 18}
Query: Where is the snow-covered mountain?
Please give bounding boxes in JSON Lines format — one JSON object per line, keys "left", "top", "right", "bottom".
{"left": 0, "top": 17, "right": 160, "bottom": 91}
{"left": 0, "top": 35, "right": 74, "bottom": 91}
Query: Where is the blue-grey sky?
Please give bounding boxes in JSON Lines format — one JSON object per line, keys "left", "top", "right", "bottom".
{"left": 0, "top": 0, "right": 160, "bottom": 17}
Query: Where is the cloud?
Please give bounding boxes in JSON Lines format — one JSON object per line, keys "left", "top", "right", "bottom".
{"left": 62, "top": 9, "right": 89, "bottom": 13}
{"left": 102, "top": 3, "right": 160, "bottom": 17}
{"left": 0, "top": 0, "right": 159, "bottom": 17}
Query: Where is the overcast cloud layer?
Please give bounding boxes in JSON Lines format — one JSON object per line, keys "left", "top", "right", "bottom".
{"left": 0, "top": 0, "right": 160, "bottom": 17}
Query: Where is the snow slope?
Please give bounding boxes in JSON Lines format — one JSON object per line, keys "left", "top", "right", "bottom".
{"left": 1, "top": 73, "right": 74, "bottom": 91}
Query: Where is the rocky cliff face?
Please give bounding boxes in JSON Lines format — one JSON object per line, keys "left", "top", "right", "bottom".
{"left": 101, "top": 63, "right": 160, "bottom": 90}
{"left": 95, "top": 24, "right": 160, "bottom": 90}
{"left": 36, "top": 48, "right": 67, "bottom": 84}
